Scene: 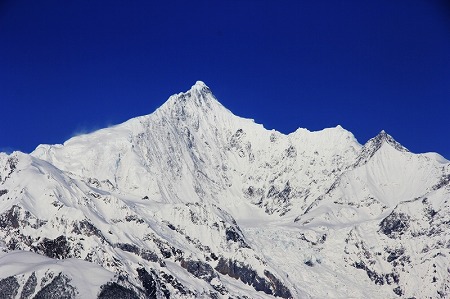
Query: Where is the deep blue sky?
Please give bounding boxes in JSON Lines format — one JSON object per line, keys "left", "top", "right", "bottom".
{"left": 1, "top": 0, "right": 449, "bottom": 158}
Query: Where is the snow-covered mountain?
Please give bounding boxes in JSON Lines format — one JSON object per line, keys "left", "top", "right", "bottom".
{"left": 1, "top": 81, "right": 449, "bottom": 298}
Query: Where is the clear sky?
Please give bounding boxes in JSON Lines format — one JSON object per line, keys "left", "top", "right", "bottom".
{"left": 1, "top": 0, "right": 449, "bottom": 158}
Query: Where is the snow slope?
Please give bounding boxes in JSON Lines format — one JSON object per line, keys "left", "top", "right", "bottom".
{"left": 1, "top": 81, "right": 449, "bottom": 298}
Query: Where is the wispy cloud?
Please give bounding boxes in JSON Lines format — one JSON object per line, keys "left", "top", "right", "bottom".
{"left": 0, "top": 146, "right": 16, "bottom": 154}
{"left": 69, "top": 121, "right": 117, "bottom": 140}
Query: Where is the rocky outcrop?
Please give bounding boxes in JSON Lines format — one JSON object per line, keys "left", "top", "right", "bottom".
{"left": 215, "top": 258, "right": 292, "bottom": 298}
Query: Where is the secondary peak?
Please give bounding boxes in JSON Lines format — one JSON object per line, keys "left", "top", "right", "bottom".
{"left": 373, "top": 130, "right": 408, "bottom": 152}
{"left": 354, "top": 130, "right": 409, "bottom": 167}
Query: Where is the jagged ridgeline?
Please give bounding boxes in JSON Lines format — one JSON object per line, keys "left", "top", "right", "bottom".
{"left": 1, "top": 81, "right": 449, "bottom": 298}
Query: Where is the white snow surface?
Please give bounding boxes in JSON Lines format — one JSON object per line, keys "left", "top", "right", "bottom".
{"left": 0, "top": 250, "right": 114, "bottom": 298}
{"left": 0, "top": 81, "right": 449, "bottom": 298}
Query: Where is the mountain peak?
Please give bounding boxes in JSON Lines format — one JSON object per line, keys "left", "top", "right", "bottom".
{"left": 167, "top": 81, "right": 214, "bottom": 104}
{"left": 373, "top": 130, "right": 408, "bottom": 152}
{"left": 150, "top": 81, "right": 240, "bottom": 134}
{"left": 354, "top": 130, "right": 409, "bottom": 167}
{"left": 188, "top": 80, "right": 212, "bottom": 96}
{"left": 192, "top": 80, "right": 207, "bottom": 89}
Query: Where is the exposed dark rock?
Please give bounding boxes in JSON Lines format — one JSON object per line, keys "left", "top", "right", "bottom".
{"left": 216, "top": 258, "right": 253, "bottom": 282}
{"left": 433, "top": 174, "right": 450, "bottom": 190}
{"left": 285, "top": 145, "right": 297, "bottom": 158}
{"left": 137, "top": 268, "right": 158, "bottom": 299}
{"left": 87, "top": 178, "right": 101, "bottom": 188}
{"left": 20, "top": 272, "right": 37, "bottom": 299}
{"left": 304, "top": 260, "right": 314, "bottom": 267}
{"left": 353, "top": 261, "right": 384, "bottom": 285}
{"left": 35, "top": 236, "right": 70, "bottom": 259}
{"left": 159, "top": 248, "right": 172, "bottom": 259}
{"left": 379, "top": 211, "right": 410, "bottom": 238}
{"left": 160, "top": 272, "right": 188, "bottom": 297}
{"left": 262, "top": 181, "right": 293, "bottom": 215}
{"left": 264, "top": 270, "right": 292, "bottom": 298}
{"left": 72, "top": 220, "right": 106, "bottom": 243}
{"left": 393, "top": 286, "right": 403, "bottom": 296}
{"left": 386, "top": 247, "right": 405, "bottom": 263}
{"left": 188, "top": 209, "right": 200, "bottom": 225}
{"left": 229, "top": 129, "right": 245, "bottom": 148}
{"left": 426, "top": 207, "right": 438, "bottom": 219}
{"left": 245, "top": 186, "right": 254, "bottom": 197}
{"left": 385, "top": 272, "right": 400, "bottom": 285}
{"left": 278, "top": 182, "right": 292, "bottom": 202}
{"left": 244, "top": 186, "right": 264, "bottom": 200}
{"left": 267, "top": 186, "right": 278, "bottom": 198}
{"left": 116, "top": 243, "right": 139, "bottom": 254}
{"left": 225, "top": 227, "right": 249, "bottom": 248}
{"left": 0, "top": 276, "right": 20, "bottom": 299}
{"left": 352, "top": 260, "right": 399, "bottom": 286}
{"left": 0, "top": 189, "right": 7, "bottom": 197}
{"left": 125, "top": 215, "right": 144, "bottom": 224}
{"left": 0, "top": 205, "right": 20, "bottom": 229}
{"left": 115, "top": 243, "right": 161, "bottom": 264}
{"left": 215, "top": 258, "right": 292, "bottom": 298}
{"left": 34, "top": 273, "right": 76, "bottom": 299}
{"left": 73, "top": 220, "right": 100, "bottom": 236}
{"left": 209, "top": 291, "right": 220, "bottom": 299}
{"left": 97, "top": 282, "right": 139, "bottom": 299}
{"left": 152, "top": 238, "right": 182, "bottom": 259}
{"left": 181, "top": 259, "right": 217, "bottom": 282}
{"left": 6, "top": 156, "right": 18, "bottom": 178}
{"left": 140, "top": 249, "right": 159, "bottom": 263}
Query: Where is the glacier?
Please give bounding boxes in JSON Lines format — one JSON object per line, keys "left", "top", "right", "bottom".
{"left": 0, "top": 81, "right": 449, "bottom": 298}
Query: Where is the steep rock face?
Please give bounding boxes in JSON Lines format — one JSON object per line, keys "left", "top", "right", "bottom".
{"left": 1, "top": 81, "right": 449, "bottom": 298}
{"left": 32, "top": 81, "right": 361, "bottom": 219}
